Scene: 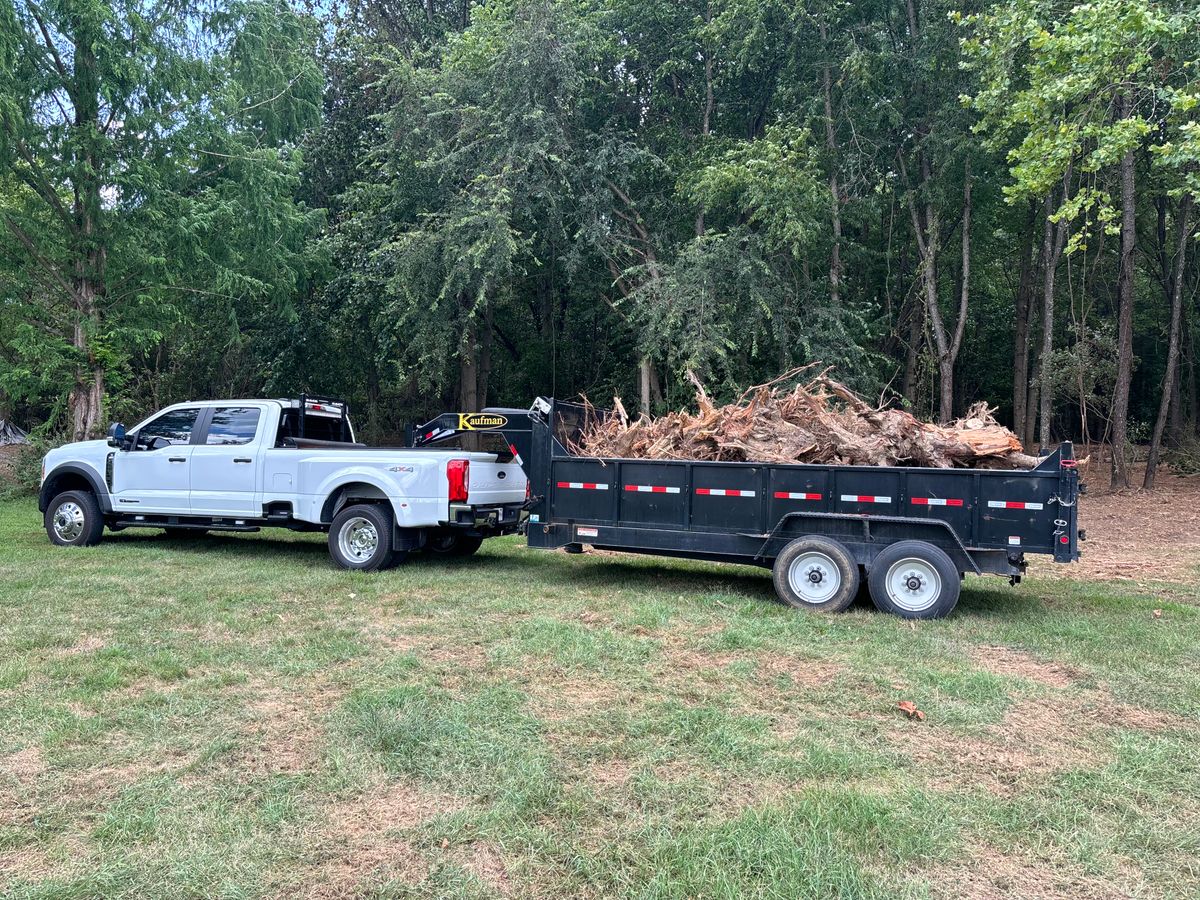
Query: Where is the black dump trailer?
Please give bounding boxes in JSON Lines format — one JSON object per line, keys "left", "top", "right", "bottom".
{"left": 414, "top": 398, "right": 1082, "bottom": 619}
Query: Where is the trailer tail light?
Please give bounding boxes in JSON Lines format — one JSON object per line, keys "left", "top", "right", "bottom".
{"left": 447, "top": 459, "right": 470, "bottom": 503}
{"left": 525, "top": 478, "right": 531, "bottom": 502}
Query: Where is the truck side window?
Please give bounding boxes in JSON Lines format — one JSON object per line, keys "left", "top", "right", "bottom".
{"left": 206, "top": 407, "right": 261, "bottom": 445}
{"left": 136, "top": 408, "right": 200, "bottom": 449}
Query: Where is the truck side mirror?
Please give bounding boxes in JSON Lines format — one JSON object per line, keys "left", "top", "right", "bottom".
{"left": 107, "top": 423, "right": 126, "bottom": 448}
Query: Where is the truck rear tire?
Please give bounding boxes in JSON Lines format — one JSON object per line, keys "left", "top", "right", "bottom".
{"left": 772, "top": 536, "right": 859, "bottom": 612}
{"left": 426, "top": 533, "right": 483, "bottom": 557}
{"left": 867, "top": 541, "right": 960, "bottom": 619}
{"left": 328, "top": 503, "right": 395, "bottom": 571}
{"left": 44, "top": 490, "right": 105, "bottom": 548}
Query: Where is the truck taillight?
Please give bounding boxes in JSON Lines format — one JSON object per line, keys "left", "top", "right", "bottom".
{"left": 447, "top": 458, "right": 469, "bottom": 503}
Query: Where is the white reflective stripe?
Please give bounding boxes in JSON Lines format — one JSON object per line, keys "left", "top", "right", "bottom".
{"left": 988, "top": 500, "right": 1043, "bottom": 510}
{"left": 627, "top": 485, "right": 681, "bottom": 493}
{"left": 561, "top": 482, "right": 609, "bottom": 490}
{"left": 697, "top": 488, "right": 756, "bottom": 497}
{"left": 840, "top": 494, "right": 892, "bottom": 503}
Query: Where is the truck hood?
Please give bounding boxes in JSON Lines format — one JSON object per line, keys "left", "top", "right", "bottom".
{"left": 46, "top": 439, "right": 109, "bottom": 462}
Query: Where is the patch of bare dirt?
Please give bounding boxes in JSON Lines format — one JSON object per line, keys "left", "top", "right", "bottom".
{"left": 891, "top": 697, "right": 1106, "bottom": 797}
{"left": 927, "top": 843, "right": 1131, "bottom": 900}
{"left": 461, "top": 842, "right": 511, "bottom": 896}
{"left": 290, "top": 780, "right": 463, "bottom": 899}
{"left": 972, "top": 646, "right": 1082, "bottom": 688}
{"left": 0, "top": 844, "right": 54, "bottom": 886}
{"left": 527, "top": 675, "right": 625, "bottom": 722}
{"left": 57, "top": 634, "right": 108, "bottom": 656}
{"left": 1, "top": 746, "right": 45, "bottom": 784}
{"left": 1032, "top": 460, "right": 1200, "bottom": 585}
{"left": 228, "top": 678, "right": 346, "bottom": 777}
{"left": 752, "top": 653, "right": 844, "bottom": 688}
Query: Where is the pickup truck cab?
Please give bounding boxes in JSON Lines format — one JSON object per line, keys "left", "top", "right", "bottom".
{"left": 39, "top": 397, "right": 527, "bottom": 570}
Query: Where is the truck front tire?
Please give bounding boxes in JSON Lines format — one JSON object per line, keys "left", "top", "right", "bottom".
{"left": 328, "top": 503, "right": 396, "bottom": 571}
{"left": 44, "top": 490, "right": 105, "bottom": 548}
{"left": 772, "top": 536, "right": 859, "bottom": 612}
{"left": 867, "top": 541, "right": 960, "bottom": 619}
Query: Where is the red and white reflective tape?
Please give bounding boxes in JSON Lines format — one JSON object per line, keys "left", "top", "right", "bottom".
{"left": 987, "top": 500, "right": 1043, "bottom": 510}
{"left": 774, "top": 491, "right": 822, "bottom": 501}
{"left": 624, "top": 484, "right": 681, "bottom": 494}
{"left": 508, "top": 444, "right": 524, "bottom": 466}
{"left": 841, "top": 494, "right": 892, "bottom": 504}
{"left": 556, "top": 481, "right": 610, "bottom": 491}
{"left": 696, "top": 488, "right": 757, "bottom": 497}
{"left": 911, "top": 497, "right": 964, "bottom": 507}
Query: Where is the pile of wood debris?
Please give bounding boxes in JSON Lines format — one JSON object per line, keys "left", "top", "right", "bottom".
{"left": 573, "top": 367, "right": 1039, "bottom": 470}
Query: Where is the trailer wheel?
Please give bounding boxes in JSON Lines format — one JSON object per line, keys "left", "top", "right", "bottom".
{"left": 772, "top": 537, "right": 859, "bottom": 612}
{"left": 328, "top": 503, "right": 394, "bottom": 571}
{"left": 868, "top": 541, "right": 960, "bottom": 619}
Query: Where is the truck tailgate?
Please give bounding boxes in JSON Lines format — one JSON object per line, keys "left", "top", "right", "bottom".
{"left": 467, "top": 458, "right": 527, "bottom": 507}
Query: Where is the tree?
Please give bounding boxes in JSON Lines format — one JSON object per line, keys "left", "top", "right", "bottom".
{"left": 0, "top": 0, "right": 323, "bottom": 437}
{"left": 964, "top": 0, "right": 1200, "bottom": 482}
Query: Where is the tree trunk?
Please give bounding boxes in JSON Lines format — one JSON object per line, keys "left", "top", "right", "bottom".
{"left": 1037, "top": 189, "right": 1068, "bottom": 450}
{"left": 1144, "top": 195, "right": 1193, "bottom": 489}
{"left": 819, "top": 20, "right": 842, "bottom": 308}
{"left": 1110, "top": 95, "right": 1138, "bottom": 489}
{"left": 68, "top": 14, "right": 106, "bottom": 442}
{"left": 695, "top": 1, "right": 714, "bottom": 237}
{"left": 643, "top": 357, "right": 652, "bottom": 417}
{"left": 1013, "top": 201, "right": 1037, "bottom": 437}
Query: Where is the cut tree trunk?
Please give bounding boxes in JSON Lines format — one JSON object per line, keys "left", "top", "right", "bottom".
{"left": 577, "top": 367, "right": 1036, "bottom": 470}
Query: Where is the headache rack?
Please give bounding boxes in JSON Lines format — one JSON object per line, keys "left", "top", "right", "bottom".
{"left": 295, "top": 393, "right": 352, "bottom": 443}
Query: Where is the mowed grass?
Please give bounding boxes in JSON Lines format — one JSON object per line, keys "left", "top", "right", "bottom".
{"left": 1, "top": 498, "right": 1199, "bottom": 899}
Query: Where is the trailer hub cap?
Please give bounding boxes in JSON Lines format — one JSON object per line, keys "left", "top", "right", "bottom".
{"left": 788, "top": 551, "right": 842, "bottom": 604}
{"left": 52, "top": 501, "right": 85, "bottom": 542}
{"left": 339, "top": 517, "right": 379, "bottom": 563}
{"left": 885, "top": 558, "right": 941, "bottom": 612}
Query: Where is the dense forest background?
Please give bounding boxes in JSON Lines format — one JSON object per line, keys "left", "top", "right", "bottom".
{"left": 1, "top": 0, "right": 1198, "bottom": 488}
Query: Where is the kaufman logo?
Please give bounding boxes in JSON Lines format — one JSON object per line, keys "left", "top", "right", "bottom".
{"left": 458, "top": 413, "right": 508, "bottom": 430}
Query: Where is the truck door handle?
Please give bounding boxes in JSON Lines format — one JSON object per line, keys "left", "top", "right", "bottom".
{"left": 169, "top": 456, "right": 186, "bottom": 463}
{"left": 233, "top": 457, "right": 252, "bottom": 464}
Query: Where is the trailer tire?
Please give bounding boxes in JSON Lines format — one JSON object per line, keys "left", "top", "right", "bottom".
{"left": 426, "top": 533, "right": 483, "bottom": 557}
{"left": 868, "top": 541, "right": 960, "bottom": 619}
{"left": 328, "top": 503, "right": 394, "bottom": 571}
{"left": 772, "top": 536, "right": 859, "bottom": 612}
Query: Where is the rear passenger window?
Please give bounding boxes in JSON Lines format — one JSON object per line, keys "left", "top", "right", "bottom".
{"left": 206, "top": 407, "right": 261, "bottom": 445}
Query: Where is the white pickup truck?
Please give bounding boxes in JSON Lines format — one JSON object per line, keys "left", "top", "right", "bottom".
{"left": 38, "top": 397, "right": 528, "bottom": 570}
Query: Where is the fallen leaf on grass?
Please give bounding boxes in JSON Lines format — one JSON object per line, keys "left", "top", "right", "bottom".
{"left": 1153, "top": 609, "right": 1163, "bottom": 619}
{"left": 440, "top": 838, "right": 449, "bottom": 849}
{"left": 897, "top": 700, "right": 926, "bottom": 721}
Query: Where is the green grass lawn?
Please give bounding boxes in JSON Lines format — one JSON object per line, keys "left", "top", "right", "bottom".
{"left": 1, "top": 497, "right": 1198, "bottom": 899}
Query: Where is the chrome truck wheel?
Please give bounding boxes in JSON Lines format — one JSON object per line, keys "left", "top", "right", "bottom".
{"left": 43, "top": 490, "right": 104, "bottom": 548}
{"left": 328, "top": 503, "right": 395, "bottom": 571}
